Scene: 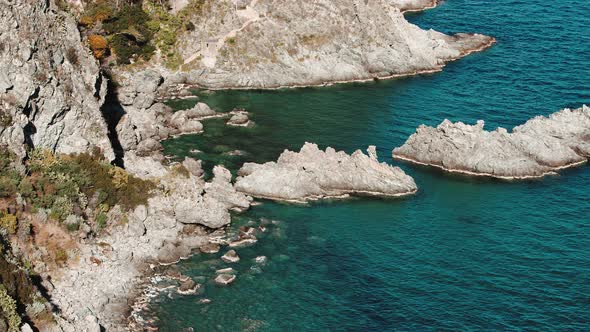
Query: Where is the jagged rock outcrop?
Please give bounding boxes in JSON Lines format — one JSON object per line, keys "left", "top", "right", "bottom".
{"left": 163, "top": 0, "right": 494, "bottom": 89}
{"left": 114, "top": 70, "right": 226, "bottom": 159}
{"left": 235, "top": 143, "right": 417, "bottom": 202}
{"left": 0, "top": 0, "right": 113, "bottom": 160}
{"left": 393, "top": 106, "right": 590, "bottom": 179}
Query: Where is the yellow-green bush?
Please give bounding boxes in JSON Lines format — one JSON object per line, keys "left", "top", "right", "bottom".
{"left": 0, "top": 285, "right": 21, "bottom": 332}
{"left": 0, "top": 214, "right": 17, "bottom": 235}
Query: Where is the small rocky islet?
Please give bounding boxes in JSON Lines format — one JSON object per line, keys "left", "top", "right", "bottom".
{"left": 393, "top": 106, "right": 590, "bottom": 179}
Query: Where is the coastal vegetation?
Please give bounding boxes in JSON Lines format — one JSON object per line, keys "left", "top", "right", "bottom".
{"left": 0, "top": 232, "right": 54, "bottom": 331}
{"left": 0, "top": 145, "right": 154, "bottom": 264}
{"left": 76, "top": 0, "right": 205, "bottom": 68}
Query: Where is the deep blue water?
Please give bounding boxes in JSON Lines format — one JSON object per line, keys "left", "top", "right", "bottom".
{"left": 151, "top": 1, "right": 590, "bottom": 330}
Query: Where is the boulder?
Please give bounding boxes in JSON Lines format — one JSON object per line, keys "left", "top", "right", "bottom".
{"left": 227, "top": 111, "right": 253, "bottom": 127}
{"left": 183, "top": 157, "right": 204, "bottom": 177}
{"left": 178, "top": 279, "right": 200, "bottom": 295}
{"left": 221, "top": 250, "right": 240, "bottom": 263}
{"left": 199, "top": 243, "right": 220, "bottom": 254}
{"left": 214, "top": 274, "right": 236, "bottom": 286}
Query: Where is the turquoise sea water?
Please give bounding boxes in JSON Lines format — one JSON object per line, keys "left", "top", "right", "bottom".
{"left": 152, "top": 1, "right": 590, "bottom": 330}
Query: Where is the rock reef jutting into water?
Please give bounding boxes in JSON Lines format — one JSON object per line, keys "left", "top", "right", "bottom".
{"left": 235, "top": 143, "right": 418, "bottom": 202}
{"left": 393, "top": 106, "right": 590, "bottom": 179}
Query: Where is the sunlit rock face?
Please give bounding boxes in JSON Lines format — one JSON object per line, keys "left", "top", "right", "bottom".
{"left": 394, "top": 106, "right": 590, "bottom": 179}
{"left": 0, "top": 0, "right": 113, "bottom": 160}
{"left": 168, "top": 0, "right": 494, "bottom": 89}
{"left": 235, "top": 142, "right": 418, "bottom": 202}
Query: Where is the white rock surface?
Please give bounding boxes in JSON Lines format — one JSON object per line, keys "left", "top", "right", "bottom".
{"left": 221, "top": 250, "right": 240, "bottom": 263}
{"left": 235, "top": 142, "right": 417, "bottom": 202}
{"left": 214, "top": 274, "right": 237, "bottom": 286}
{"left": 393, "top": 106, "right": 590, "bottom": 179}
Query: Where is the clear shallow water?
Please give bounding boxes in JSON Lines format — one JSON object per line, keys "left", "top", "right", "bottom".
{"left": 153, "top": 1, "right": 590, "bottom": 330}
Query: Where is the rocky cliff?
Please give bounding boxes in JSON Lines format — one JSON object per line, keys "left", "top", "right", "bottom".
{"left": 0, "top": 0, "right": 113, "bottom": 160}
{"left": 393, "top": 106, "right": 590, "bottom": 179}
{"left": 162, "top": 0, "right": 494, "bottom": 88}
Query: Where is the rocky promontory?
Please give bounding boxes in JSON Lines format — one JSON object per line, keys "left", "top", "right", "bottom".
{"left": 393, "top": 106, "right": 590, "bottom": 179}
{"left": 235, "top": 143, "right": 417, "bottom": 202}
{"left": 161, "top": 0, "right": 495, "bottom": 89}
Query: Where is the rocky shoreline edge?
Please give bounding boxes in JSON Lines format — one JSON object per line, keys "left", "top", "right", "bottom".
{"left": 397, "top": 0, "right": 442, "bottom": 14}
{"left": 159, "top": 35, "right": 496, "bottom": 92}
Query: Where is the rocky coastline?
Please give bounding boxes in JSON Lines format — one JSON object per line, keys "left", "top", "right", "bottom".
{"left": 0, "top": 0, "right": 499, "bottom": 331}
{"left": 393, "top": 106, "right": 590, "bottom": 179}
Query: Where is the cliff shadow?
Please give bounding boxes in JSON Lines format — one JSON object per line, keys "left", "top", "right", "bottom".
{"left": 99, "top": 71, "right": 126, "bottom": 168}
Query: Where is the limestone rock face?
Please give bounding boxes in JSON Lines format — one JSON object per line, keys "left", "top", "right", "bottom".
{"left": 393, "top": 106, "right": 590, "bottom": 179}
{"left": 169, "top": 0, "right": 494, "bottom": 89}
{"left": 0, "top": 0, "right": 113, "bottom": 159}
{"left": 235, "top": 142, "right": 417, "bottom": 202}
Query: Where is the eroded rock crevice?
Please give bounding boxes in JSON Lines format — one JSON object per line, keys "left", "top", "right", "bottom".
{"left": 99, "top": 71, "right": 126, "bottom": 167}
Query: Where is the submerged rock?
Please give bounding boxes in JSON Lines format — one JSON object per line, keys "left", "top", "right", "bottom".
{"left": 214, "top": 274, "right": 237, "bottom": 286}
{"left": 393, "top": 106, "right": 590, "bottom": 179}
{"left": 221, "top": 250, "right": 240, "bottom": 263}
{"left": 254, "top": 256, "right": 268, "bottom": 265}
{"left": 215, "top": 267, "right": 236, "bottom": 274}
{"left": 178, "top": 279, "right": 200, "bottom": 295}
{"left": 229, "top": 237, "right": 258, "bottom": 248}
{"left": 199, "top": 243, "right": 221, "bottom": 254}
{"left": 235, "top": 143, "right": 417, "bottom": 202}
{"left": 227, "top": 109, "right": 254, "bottom": 127}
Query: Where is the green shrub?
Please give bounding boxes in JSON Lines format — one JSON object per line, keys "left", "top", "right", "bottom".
{"left": 96, "top": 213, "right": 108, "bottom": 230}
{"left": 0, "top": 110, "right": 11, "bottom": 128}
{"left": 103, "top": 5, "right": 156, "bottom": 64}
{"left": 0, "top": 285, "right": 21, "bottom": 332}
{"left": 54, "top": 248, "right": 68, "bottom": 266}
{"left": 0, "top": 147, "right": 20, "bottom": 199}
{"left": 0, "top": 214, "right": 17, "bottom": 235}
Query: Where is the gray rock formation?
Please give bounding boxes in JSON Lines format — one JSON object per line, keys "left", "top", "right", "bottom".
{"left": 214, "top": 274, "right": 236, "bottom": 286}
{"left": 0, "top": 0, "right": 113, "bottom": 159}
{"left": 227, "top": 110, "right": 254, "bottom": 127}
{"left": 163, "top": 0, "right": 494, "bottom": 89}
{"left": 221, "top": 250, "right": 240, "bottom": 263}
{"left": 393, "top": 106, "right": 590, "bottom": 179}
{"left": 114, "top": 71, "right": 229, "bottom": 161}
{"left": 235, "top": 142, "right": 417, "bottom": 202}
{"left": 389, "top": 0, "right": 439, "bottom": 13}
{"left": 48, "top": 153, "right": 252, "bottom": 329}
